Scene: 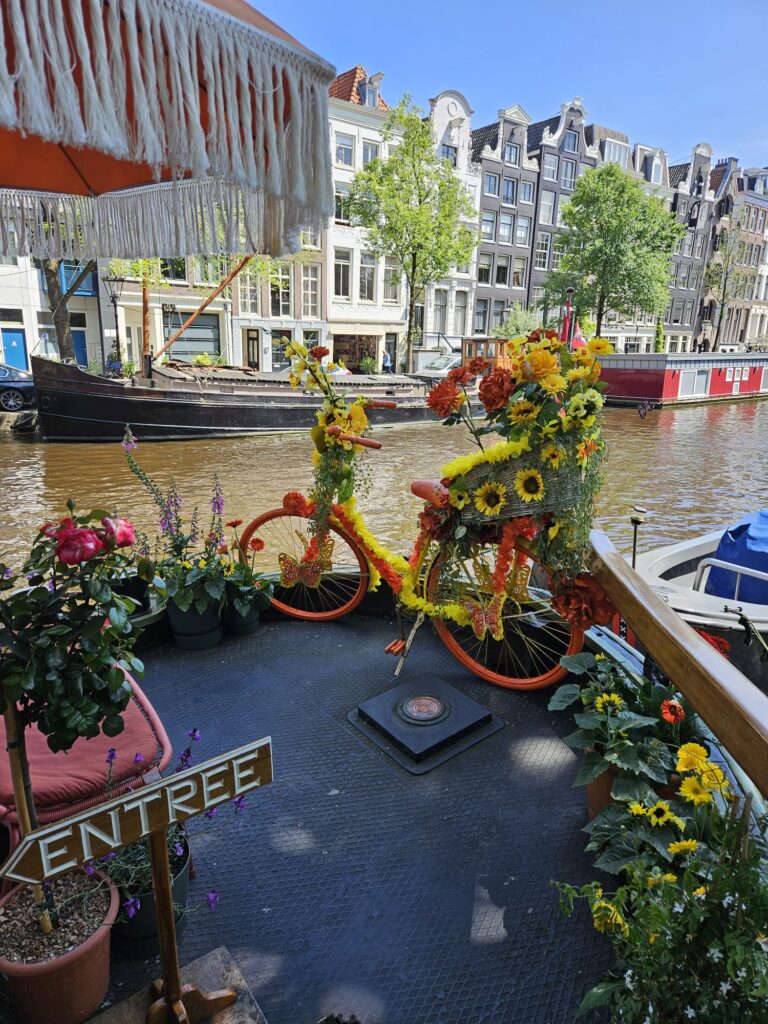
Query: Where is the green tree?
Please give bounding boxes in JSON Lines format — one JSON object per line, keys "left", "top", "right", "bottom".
{"left": 347, "top": 98, "right": 476, "bottom": 370}
{"left": 705, "top": 219, "right": 757, "bottom": 351}
{"left": 41, "top": 258, "right": 97, "bottom": 363}
{"left": 654, "top": 318, "right": 665, "bottom": 352}
{"left": 541, "top": 164, "right": 683, "bottom": 337}
{"left": 491, "top": 302, "right": 539, "bottom": 338}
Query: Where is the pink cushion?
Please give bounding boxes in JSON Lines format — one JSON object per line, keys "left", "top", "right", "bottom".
{"left": 0, "top": 682, "right": 167, "bottom": 812}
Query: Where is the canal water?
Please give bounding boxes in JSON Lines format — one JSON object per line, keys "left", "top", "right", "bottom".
{"left": 0, "top": 400, "right": 765, "bottom": 562}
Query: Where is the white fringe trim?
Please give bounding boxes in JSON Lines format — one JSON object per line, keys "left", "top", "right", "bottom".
{"left": 0, "top": 0, "right": 335, "bottom": 257}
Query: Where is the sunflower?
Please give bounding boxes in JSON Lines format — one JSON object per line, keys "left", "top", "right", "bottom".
{"left": 628, "top": 802, "right": 646, "bottom": 817}
{"left": 508, "top": 399, "right": 540, "bottom": 425}
{"left": 587, "top": 337, "right": 614, "bottom": 356}
{"left": 540, "top": 443, "right": 565, "bottom": 469}
{"left": 539, "top": 373, "right": 567, "bottom": 396}
{"left": 647, "top": 800, "right": 673, "bottom": 827}
{"left": 668, "top": 839, "right": 698, "bottom": 856}
{"left": 595, "top": 691, "right": 623, "bottom": 713}
{"left": 473, "top": 482, "right": 507, "bottom": 516}
{"left": 449, "top": 488, "right": 470, "bottom": 510}
{"left": 676, "top": 742, "right": 709, "bottom": 774}
{"left": 566, "top": 365, "right": 592, "bottom": 384}
{"left": 679, "top": 776, "right": 713, "bottom": 806}
{"left": 513, "top": 468, "right": 545, "bottom": 503}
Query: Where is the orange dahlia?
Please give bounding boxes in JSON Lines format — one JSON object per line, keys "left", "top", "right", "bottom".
{"left": 427, "top": 379, "right": 465, "bottom": 417}
{"left": 478, "top": 367, "right": 514, "bottom": 411}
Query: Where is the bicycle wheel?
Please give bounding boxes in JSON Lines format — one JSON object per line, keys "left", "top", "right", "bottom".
{"left": 239, "top": 509, "right": 369, "bottom": 621}
{"left": 426, "top": 541, "right": 583, "bottom": 689}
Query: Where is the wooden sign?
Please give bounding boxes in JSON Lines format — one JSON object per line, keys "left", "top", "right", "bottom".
{"left": 0, "top": 738, "right": 272, "bottom": 885}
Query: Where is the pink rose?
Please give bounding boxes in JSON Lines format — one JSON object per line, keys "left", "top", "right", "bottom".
{"left": 55, "top": 522, "right": 104, "bottom": 564}
{"left": 101, "top": 516, "right": 135, "bottom": 548}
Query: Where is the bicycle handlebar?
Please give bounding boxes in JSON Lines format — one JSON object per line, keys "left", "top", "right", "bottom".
{"left": 325, "top": 424, "right": 382, "bottom": 449}
{"left": 366, "top": 399, "right": 398, "bottom": 409}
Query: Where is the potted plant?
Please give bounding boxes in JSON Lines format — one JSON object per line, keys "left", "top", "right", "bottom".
{"left": 548, "top": 652, "right": 708, "bottom": 818}
{"left": 0, "top": 504, "right": 140, "bottom": 1024}
{"left": 222, "top": 520, "right": 274, "bottom": 635}
{"left": 123, "top": 428, "right": 229, "bottom": 649}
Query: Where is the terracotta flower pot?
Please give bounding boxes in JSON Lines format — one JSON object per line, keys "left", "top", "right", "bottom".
{"left": 586, "top": 766, "right": 681, "bottom": 820}
{"left": 0, "top": 871, "right": 119, "bottom": 1024}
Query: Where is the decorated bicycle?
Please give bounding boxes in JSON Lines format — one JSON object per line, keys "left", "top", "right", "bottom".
{"left": 240, "top": 333, "right": 616, "bottom": 689}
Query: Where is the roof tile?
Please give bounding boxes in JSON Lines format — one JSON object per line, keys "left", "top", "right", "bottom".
{"left": 329, "top": 65, "right": 389, "bottom": 111}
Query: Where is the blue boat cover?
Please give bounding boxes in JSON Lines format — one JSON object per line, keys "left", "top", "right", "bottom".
{"left": 705, "top": 510, "right": 768, "bottom": 604}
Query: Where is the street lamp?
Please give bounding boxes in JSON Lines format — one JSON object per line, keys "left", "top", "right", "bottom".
{"left": 101, "top": 274, "right": 126, "bottom": 371}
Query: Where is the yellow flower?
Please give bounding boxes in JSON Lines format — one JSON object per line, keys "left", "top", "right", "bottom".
{"left": 582, "top": 387, "right": 605, "bottom": 410}
{"left": 539, "top": 374, "right": 567, "bottom": 396}
{"left": 566, "top": 365, "right": 592, "bottom": 384}
{"left": 223, "top": 563, "right": 235, "bottom": 577}
{"left": 540, "top": 443, "right": 565, "bottom": 469}
{"left": 668, "top": 813, "right": 686, "bottom": 831}
{"left": 668, "top": 839, "right": 698, "bottom": 856}
{"left": 522, "top": 347, "right": 559, "bottom": 381}
{"left": 698, "top": 762, "right": 729, "bottom": 793}
{"left": 693, "top": 886, "right": 707, "bottom": 898}
{"left": 547, "top": 520, "right": 563, "bottom": 541}
{"left": 449, "top": 489, "right": 470, "bottom": 510}
{"left": 676, "top": 743, "right": 709, "bottom": 774}
{"left": 508, "top": 399, "right": 540, "bottom": 424}
{"left": 592, "top": 899, "right": 629, "bottom": 938}
{"left": 441, "top": 437, "right": 531, "bottom": 481}
{"left": 181, "top": 560, "right": 192, "bottom": 570}
{"left": 576, "top": 436, "right": 601, "bottom": 467}
{"left": 629, "top": 802, "right": 646, "bottom": 817}
{"left": 473, "top": 482, "right": 508, "bottom": 516}
{"left": 197, "top": 559, "right": 207, "bottom": 569}
{"left": 662, "top": 873, "right": 678, "bottom": 883}
{"left": 513, "top": 468, "right": 545, "bottom": 503}
{"left": 647, "top": 800, "right": 672, "bottom": 827}
{"left": 348, "top": 402, "right": 369, "bottom": 435}
{"left": 595, "top": 692, "right": 623, "bottom": 713}
{"left": 587, "top": 337, "right": 614, "bottom": 356}
{"left": 540, "top": 419, "right": 561, "bottom": 439}
{"left": 567, "top": 395, "right": 588, "bottom": 419}
{"left": 594, "top": 653, "right": 606, "bottom": 661}
{"left": 649, "top": 932, "right": 658, "bottom": 945}
{"left": 679, "top": 775, "right": 713, "bottom": 806}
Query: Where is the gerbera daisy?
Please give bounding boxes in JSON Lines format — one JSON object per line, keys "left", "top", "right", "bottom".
{"left": 661, "top": 699, "right": 686, "bottom": 724}
{"left": 448, "top": 488, "right": 470, "bottom": 510}
{"left": 668, "top": 839, "right": 698, "bottom": 856}
{"left": 647, "top": 800, "right": 673, "bottom": 827}
{"left": 679, "top": 776, "right": 713, "bottom": 806}
{"left": 566, "top": 365, "right": 592, "bottom": 383}
{"left": 698, "top": 762, "right": 729, "bottom": 793}
{"left": 513, "top": 468, "right": 545, "bottom": 503}
{"left": 587, "top": 337, "right": 614, "bottom": 356}
{"left": 508, "top": 399, "right": 540, "bottom": 425}
{"left": 473, "top": 482, "right": 507, "bottom": 517}
{"left": 540, "top": 443, "right": 565, "bottom": 469}
{"left": 225, "top": 519, "right": 244, "bottom": 528}
{"left": 539, "top": 374, "right": 567, "bottom": 396}
{"left": 249, "top": 537, "right": 265, "bottom": 552}
{"left": 595, "top": 692, "right": 623, "bottom": 713}
{"left": 676, "top": 742, "right": 709, "bottom": 774}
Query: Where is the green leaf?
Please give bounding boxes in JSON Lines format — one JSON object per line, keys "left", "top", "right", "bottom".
{"left": 636, "top": 827, "right": 675, "bottom": 861}
{"left": 562, "top": 728, "right": 595, "bottom": 751}
{"left": 101, "top": 715, "right": 125, "bottom": 737}
{"left": 547, "top": 683, "right": 582, "bottom": 711}
{"left": 108, "top": 605, "right": 128, "bottom": 631}
{"left": 593, "top": 847, "right": 641, "bottom": 875}
{"left": 577, "top": 981, "right": 622, "bottom": 1016}
{"left": 559, "top": 652, "right": 596, "bottom": 676}
{"left": 454, "top": 525, "right": 467, "bottom": 540}
{"left": 45, "top": 648, "right": 66, "bottom": 670}
{"left": 611, "top": 745, "right": 644, "bottom": 773}
{"left": 615, "top": 711, "right": 658, "bottom": 731}
{"left": 574, "top": 751, "right": 608, "bottom": 786}
{"left": 610, "top": 776, "right": 657, "bottom": 804}
{"left": 137, "top": 557, "right": 155, "bottom": 582}
{"left": 573, "top": 711, "right": 602, "bottom": 730}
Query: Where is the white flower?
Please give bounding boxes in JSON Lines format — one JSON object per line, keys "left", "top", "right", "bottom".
{"left": 709, "top": 946, "right": 724, "bottom": 962}
{"left": 722, "top": 894, "right": 735, "bottom": 908}
{"left": 673, "top": 902, "right": 685, "bottom": 913}
{"left": 624, "top": 970, "right": 634, "bottom": 991}
{"left": 713, "top": 1000, "right": 721, "bottom": 1009}
{"left": 684, "top": 1008, "right": 696, "bottom": 1019}
{"left": 736, "top": 968, "right": 747, "bottom": 981}
{"left": 720, "top": 980, "right": 732, "bottom": 995}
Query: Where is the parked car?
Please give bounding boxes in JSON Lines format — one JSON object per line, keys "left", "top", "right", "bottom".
{"left": 0, "top": 363, "right": 35, "bottom": 412}
{"left": 407, "top": 353, "right": 462, "bottom": 385}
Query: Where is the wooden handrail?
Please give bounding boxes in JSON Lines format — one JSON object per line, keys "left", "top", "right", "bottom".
{"left": 589, "top": 529, "right": 768, "bottom": 798}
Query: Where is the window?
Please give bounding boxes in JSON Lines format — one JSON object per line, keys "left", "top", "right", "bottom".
{"left": 521, "top": 181, "right": 534, "bottom": 204}
{"left": 496, "top": 255, "right": 510, "bottom": 286}
{"left": 603, "top": 140, "right": 628, "bottom": 168}
{"left": 335, "top": 133, "right": 354, "bottom": 166}
{"left": 551, "top": 240, "right": 564, "bottom": 270}
{"left": 540, "top": 190, "right": 556, "bottom": 225}
{"left": 0, "top": 307, "right": 23, "bottom": 323}
{"left": 492, "top": 300, "right": 506, "bottom": 329}
{"left": 751, "top": 207, "right": 760, "bottom": 231}
{"left": 240, "top": 265, "right": 260, "bottom": 315}
{"left": 477, "top": 253, "right": 493, "bottom": 284}
{"left": 334, "top": 183, "right": 350, "bottom": 223}
{"left": 194, "top": 254, "right": 225, "bottom": 284}
{"left": 691, "top": 269, "right": 700, "bottom": 293}
{"left": 362, "top": 141, "right": 380, "bottom": 166}
{"left": 499, "top": 212, "right": 514, "bottom": 244}
{"left": 359, "top": 252, "right": 376, "bottom": 302}
{"left": 302, "top": 330, "right": 320, "bottom": 348}
{"left": 0, "top": 229, "right": 16, "bottom": 266}
{"left": 481, "top": 211, "right": 496, "bottom": 240}
{"left": 302, "top": 265, "right": 319, "bottom": 317}
{"left": 502, "top": 177, "right": 517, "bottom": 205}
{"left": 563, "top": 130, "right": 579, "bottom": 153}
{"left": 530, "top": 286, "right": 545, "bottom": 308}
{"left": 560, "top": 158, "right": 577, "bottom": 190}
{"left": 485, "top": 172, "right": 500, "bottom": 196}
{"left": 455, "top": 291, "right": 468, "bottom": 335}
{"left": 474, "top": 298, "right": 489, "bottom": 334}
{"left": 671, "top": 299, "right": 684, "bottom": 324}
{"left": 361, "top": 81, "right": 378, "bottom": 108}
{"left": 534, "top": 232, "right": 551, "bottom": 270}
{"left": 694, "top": 234, "right": 704, "bottom": 259}
{"left": 434, "top": 289, "right": 448, "bottom": 334}
{"left": 542, "top": 153, "right": 558, "bottom": 181}
{"left": 678, "top": 264, "right": 690, "bottom": 289}
{"left": 684, "top": 300, "right": 694, "bottom": 324}
{"left": 515, "top": 216, "right": 531, "bottom": 246}
{"left": 301, "top": 227, "right": 320, "bottom": 248}
{"left": 678, "top": 199, "right": 688, "bottom": 218}
{"left": 682, "top": 232, "right": 694, "bottom": 257}
{"left": 504, "top": 142, "right": 520, "bottom": 165}
{"left": 512, "top": 257, "right": 527, "bottom": 288}
{"left": 752, "top": 245, "right": 761, "bottom": 268}
{"left": 383, "top": 258, "right": 400, "bottom": 302}
{"left": 760, "top": 210, "right": 767, "bottom": 233}
{"left": 651, "top": 158, "right": 662, "bottom": 184}
{"left": 270, "top": 262, "right": 292, "bottom": 316}
{"left": 159, "top": 257, "right": 187, "bottom": 281}
{"left": 334, "top": 249, "right": 351, "bottom": 299}
{"left": 441, "top": 143, "right": 457, "bottom": 167}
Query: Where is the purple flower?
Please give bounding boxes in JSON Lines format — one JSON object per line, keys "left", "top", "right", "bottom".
{"left": 101, "top": 851, "right": 116, "bottom": 862}
{"left": 84, "top": 860, "right": 95, "bottom": 876}
{"left": 187, "top": 728, "right": 201, "bottom": 742}
{"left": 42, "top": 880, "right": 52, "bottom": 894}
{"left": 121, "top": 426, "right": 138, "bottom": 452}
{"left": 123, "top": 896, "right": 141, "bottom": 919}
{"left": 3, "top": 567, "right": 11, "bottom": 579}
{"left": 174, "top": 842, "right": 185, "bottom": 858}
{"left": 133, "top": 752, "right": 144, "bottom": 767}
{"left": 206, "top": 889, "right": 220, "bottom": 911}
{"left": 45, "top": 580, "right": 54, "bottom": 592}
{"left": 175, "top": 746, "right": 193, "bottom": 773}
{"left": 233, "top": 795, "right": 246, "bottom": 813}
{"left": 105, "top": 747, "right": 117, "bottom": 766}
{"left": 204, "top": 807, "right": 218, "bottom": 820}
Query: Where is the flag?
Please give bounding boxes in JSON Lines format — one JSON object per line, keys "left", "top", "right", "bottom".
{"left": 571, "top": 319, "right": 587, "bottom": 350}
{"left": 559, "top": 293, "right": 571, "bottom": 344}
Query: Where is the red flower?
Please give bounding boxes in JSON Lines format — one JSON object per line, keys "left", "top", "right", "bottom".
{"left": 447, "top": 357, "right": 489, "bottom": 387}
{"left": 218, "top": 542, "right": 229, "bottom": 554}
{"left": 54, "top": 520, "right": 104, "bottom": 565}
{"left": 427, "top": 379, "right": 464, "bottom": 418}
{"left": 418, "top": 505, "right": 453, "bottom": 541}
{"left": 282, "top": 492, "right": 314, "bottom": 517}
{"left": 101, "top": 516, "right": 135, "bottom": 548}
{"left": 249, "top": 537, "right": 265, "bottom": 552}
{"left": 478, "top": 366, "right": 514, "bottom": 412}
{"left": 506, "top": 515, "right": 540, "bottom": 541}
{"left": 309, "top": 346, "right": 330, "bottom": 360}
{"left": 226, "top": 519, "right": 244, "bottom": 529}
{"left": 695, "top": 629, "right": 731, "bottom": 657}
{"left": 661, "top": 699, "right": 685, "bottom": 724}
{"left": 550, "top": 574, "right": 615, "bottom": 630}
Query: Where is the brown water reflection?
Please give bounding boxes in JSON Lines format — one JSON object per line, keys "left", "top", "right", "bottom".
{"left": 1, "top": 400, "right": 766, "bottom": 562}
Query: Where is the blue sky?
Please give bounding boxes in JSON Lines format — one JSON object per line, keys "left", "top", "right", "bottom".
{"left": 260, "top": 0, "right": 768, "bottom": 168}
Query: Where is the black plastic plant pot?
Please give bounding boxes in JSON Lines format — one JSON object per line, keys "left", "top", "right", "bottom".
{"left": 111, "top": 844, "right": 191, "bottom": 958}
{"left": 112, "top": 571, "right": 151, "bottom": 613}
{"left": 226, "top": 602, "right": 262, "bottom": 636}
{"left": 166, "top": 600, "right": 223, "bottom": 650}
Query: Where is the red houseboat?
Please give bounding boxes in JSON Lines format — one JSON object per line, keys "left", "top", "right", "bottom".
{"left": 597, "top": 352, "right": 768, "bottom": 406}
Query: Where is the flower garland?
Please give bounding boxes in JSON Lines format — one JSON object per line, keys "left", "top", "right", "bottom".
{"left": 491, "top": 520, "right": 518, "bottom": 594}
{"left": 440, "top": 436, "right": 531, "bottom": 482}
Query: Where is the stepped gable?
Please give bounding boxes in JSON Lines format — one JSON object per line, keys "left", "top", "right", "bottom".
{"left": 328, "top": 65, "right": 389, "bottom": 111}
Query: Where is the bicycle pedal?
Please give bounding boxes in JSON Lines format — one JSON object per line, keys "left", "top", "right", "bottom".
{"left": 384, "top": 639, "right": 406, "bottom": 656}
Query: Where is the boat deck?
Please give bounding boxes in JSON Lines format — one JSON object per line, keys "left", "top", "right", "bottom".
{"left": 16, "top": 609, "right": 612, "bottom": 1024}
